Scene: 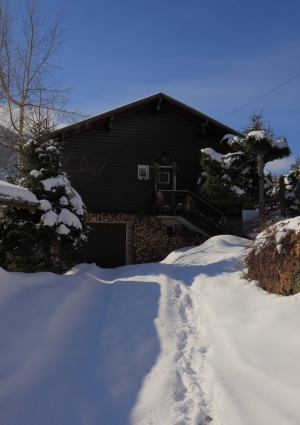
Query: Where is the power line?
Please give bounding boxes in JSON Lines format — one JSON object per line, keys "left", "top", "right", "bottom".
{"left": 218, "top": 72, "right": 300, "bottom": 120}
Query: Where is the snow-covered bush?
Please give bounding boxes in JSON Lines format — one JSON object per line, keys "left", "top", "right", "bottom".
{"left": 282, "top": 156, "right": 300, "bottom": 217}
{"left": 244, "top": 217, "right": 300, "bottom": 295}
{"left": 0, "top": 137, "right": 89, "bottom": 274}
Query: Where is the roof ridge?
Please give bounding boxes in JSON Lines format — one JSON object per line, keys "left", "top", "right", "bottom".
{"left": 53, "top": 93, "right": 240, "bottom": 136}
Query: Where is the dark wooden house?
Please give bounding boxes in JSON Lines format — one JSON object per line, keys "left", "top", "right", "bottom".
{"left": 54, "top": 93, "right": 240, "bottom": 267}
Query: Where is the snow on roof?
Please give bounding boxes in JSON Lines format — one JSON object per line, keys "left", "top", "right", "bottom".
{"left": 0, "top": 180, "right": 38, "bottom": 203}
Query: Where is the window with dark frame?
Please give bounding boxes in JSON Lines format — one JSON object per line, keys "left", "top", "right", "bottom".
{"left": 158, "top": 171, "right": 170, "bottom": 184}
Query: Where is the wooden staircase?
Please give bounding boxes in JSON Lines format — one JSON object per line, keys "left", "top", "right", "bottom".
{"left": 155, "top": 190, "right": 225, "bottom": 237}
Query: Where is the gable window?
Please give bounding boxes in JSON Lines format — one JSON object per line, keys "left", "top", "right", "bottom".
{"left": 138, "top": 165, "right": 149, "bottom": 180}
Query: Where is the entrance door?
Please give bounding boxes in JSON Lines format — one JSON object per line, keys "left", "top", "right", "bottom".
{"left": 81, "top": 223, "right": 127, "bottom": 268}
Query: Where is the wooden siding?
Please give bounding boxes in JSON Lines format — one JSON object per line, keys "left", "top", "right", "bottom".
{"left": 64, "top": 106, "right": 227, "bottom": 214}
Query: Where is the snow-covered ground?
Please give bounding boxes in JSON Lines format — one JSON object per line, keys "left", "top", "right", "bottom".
{"left": 1, "top": 235, "right": 300, "bottom": 425}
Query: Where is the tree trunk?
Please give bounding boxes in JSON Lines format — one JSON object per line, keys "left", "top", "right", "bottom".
{"left": 257, "top": 152, "right": 266, "bottom": 225}
{"left": 18, "top": 103, "right": 24, "bottom": 166}
{"left": 279, "top": 175, "right": 286, "bottom": 216}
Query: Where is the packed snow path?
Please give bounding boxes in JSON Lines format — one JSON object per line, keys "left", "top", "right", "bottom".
{"left": 1, "top": 235, "right": 300, "bottom": 425}
{"left": 130, "top": 261, "right": 215, "bottom": 424}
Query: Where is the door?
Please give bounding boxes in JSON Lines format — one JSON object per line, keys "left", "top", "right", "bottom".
{"left": 80, "top": 223, "right": 127, "bottom": 268}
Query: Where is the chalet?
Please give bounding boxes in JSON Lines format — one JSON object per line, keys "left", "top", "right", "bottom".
{"left": 54, "top": 93, "right": 241, "bottom": 268}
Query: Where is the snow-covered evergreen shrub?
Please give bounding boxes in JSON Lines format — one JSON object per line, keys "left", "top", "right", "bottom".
{"left": 199, "top": 143, "right": 257, "bottom": 207}
{"left": 198, "top": 113, "right": 291, "bottom": 216}
{"left": 283, "top": 156, "right": 300, "bottom": 217}
{"left": 0, "top": 138, "right": 89, "bottom": 274}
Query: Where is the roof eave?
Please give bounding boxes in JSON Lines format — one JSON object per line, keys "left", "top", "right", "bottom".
{"left": 52, "top": 92, "right": 240, "bottom": 137}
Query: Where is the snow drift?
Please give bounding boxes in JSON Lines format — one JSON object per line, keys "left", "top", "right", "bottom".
{"left": 1, "top": 235, "right": 300, "bottom": 425}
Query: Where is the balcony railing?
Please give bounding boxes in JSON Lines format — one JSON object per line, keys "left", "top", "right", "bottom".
{"left": 155, "top": 190, "right": 224, "bottom": 223}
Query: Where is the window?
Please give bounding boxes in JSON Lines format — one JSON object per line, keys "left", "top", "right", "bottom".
{"left": 159, "top": 171, "right": 170, "bottom": 184}
{"left": 165, "top": 224, "right": 175, "bottom": 234}
{"left": 138, "top": 165, "right": 149, "bottom": 180}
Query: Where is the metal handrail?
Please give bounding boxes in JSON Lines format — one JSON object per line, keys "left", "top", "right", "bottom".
{"left": 159, "top": 190, "right": 223, "bottom": 215}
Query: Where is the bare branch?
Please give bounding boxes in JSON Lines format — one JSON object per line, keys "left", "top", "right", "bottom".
{"left": 0, "top": 0, "right": 77, "bottom": 166}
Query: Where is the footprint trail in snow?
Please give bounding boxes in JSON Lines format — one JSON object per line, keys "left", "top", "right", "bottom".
{"left": 131, "top": 271, "right": 214, "bottom": 425}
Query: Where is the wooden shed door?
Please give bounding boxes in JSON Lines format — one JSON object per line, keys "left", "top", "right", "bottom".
{"left": 83, "top": 223, "right": 127, "bottom": 268}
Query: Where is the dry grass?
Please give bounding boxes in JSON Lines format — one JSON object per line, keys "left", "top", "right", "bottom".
{"left": 243, "top": 226, "right": 300, "bottom": 295}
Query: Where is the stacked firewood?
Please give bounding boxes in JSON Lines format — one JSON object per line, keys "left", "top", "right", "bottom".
{"left": 87, "top": 212, "right": 135, "bottom": 222}
{"left": 86, "top": 212, "right": 206, "bottom": 264}
{"left": 134, "top": 216, "right": 206, "bottom": 264}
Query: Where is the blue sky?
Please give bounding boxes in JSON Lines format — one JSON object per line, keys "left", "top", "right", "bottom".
{"left": 44, "top": 0, "right": 299, "bottom": 173}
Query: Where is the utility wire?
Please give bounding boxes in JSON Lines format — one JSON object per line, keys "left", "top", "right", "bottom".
{"left": 218, "top": 72, "right": 300, "bottom": 120}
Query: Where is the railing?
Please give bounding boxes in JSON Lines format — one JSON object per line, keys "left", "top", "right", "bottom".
{"left": 156, "top": 190, "right": 224, "bottom": 223}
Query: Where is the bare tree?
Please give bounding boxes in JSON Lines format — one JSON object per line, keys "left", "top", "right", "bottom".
{"left": 0, "top": 0, "right": 78, "bottom": 166}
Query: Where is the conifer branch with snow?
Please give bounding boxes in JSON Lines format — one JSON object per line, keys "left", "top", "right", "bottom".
{"left": 0, "top": 131, "right": 89, "bottom": 273}
{"left": 198, "top": 112, "right": 291, "bottom": 221}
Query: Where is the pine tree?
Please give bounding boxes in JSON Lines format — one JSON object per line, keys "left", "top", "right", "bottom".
{"left": 283, "top": 156, "right": 300, "bottom": 217}
{"left": 199, "top": 147, "right": 252, "bottom": 207}
{"left": 199, "top": 133, "right": 259, "bottom": 208}
{"left": 242, "top": 113, "right": 291, "bottom": 222}
{"left": 0, "top": 125, "right": 89, "bottom": 273}
{"left": 198, "top": 112, "right": 291, "bottom": 222}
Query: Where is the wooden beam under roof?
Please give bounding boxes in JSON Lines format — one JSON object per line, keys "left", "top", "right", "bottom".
{"left": 0, "top": 197, "right": 40, "bottom": 210}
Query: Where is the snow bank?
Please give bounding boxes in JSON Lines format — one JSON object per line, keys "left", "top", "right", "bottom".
{"left": 0, "top": 180, "right": 38, "bottom": 203}
{"left": 1, "top": 235, "right": 300, "bottom": 425}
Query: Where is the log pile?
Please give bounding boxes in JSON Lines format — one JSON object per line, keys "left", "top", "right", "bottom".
{"left": 134, "top": 216, "right": 206, "bottom": 264}
{"left": 86, "top": 212, "right": 207, "bottom": 264}
{"left": 87, "top": 212, "right": 135, "bottom": 223}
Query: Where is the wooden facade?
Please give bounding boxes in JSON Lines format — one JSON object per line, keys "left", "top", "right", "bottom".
{"left": 54, "top": 93, "right": 240, "bottom": 267}
{"left": 55, "top": 93, "right": 239, "bottom": 214}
